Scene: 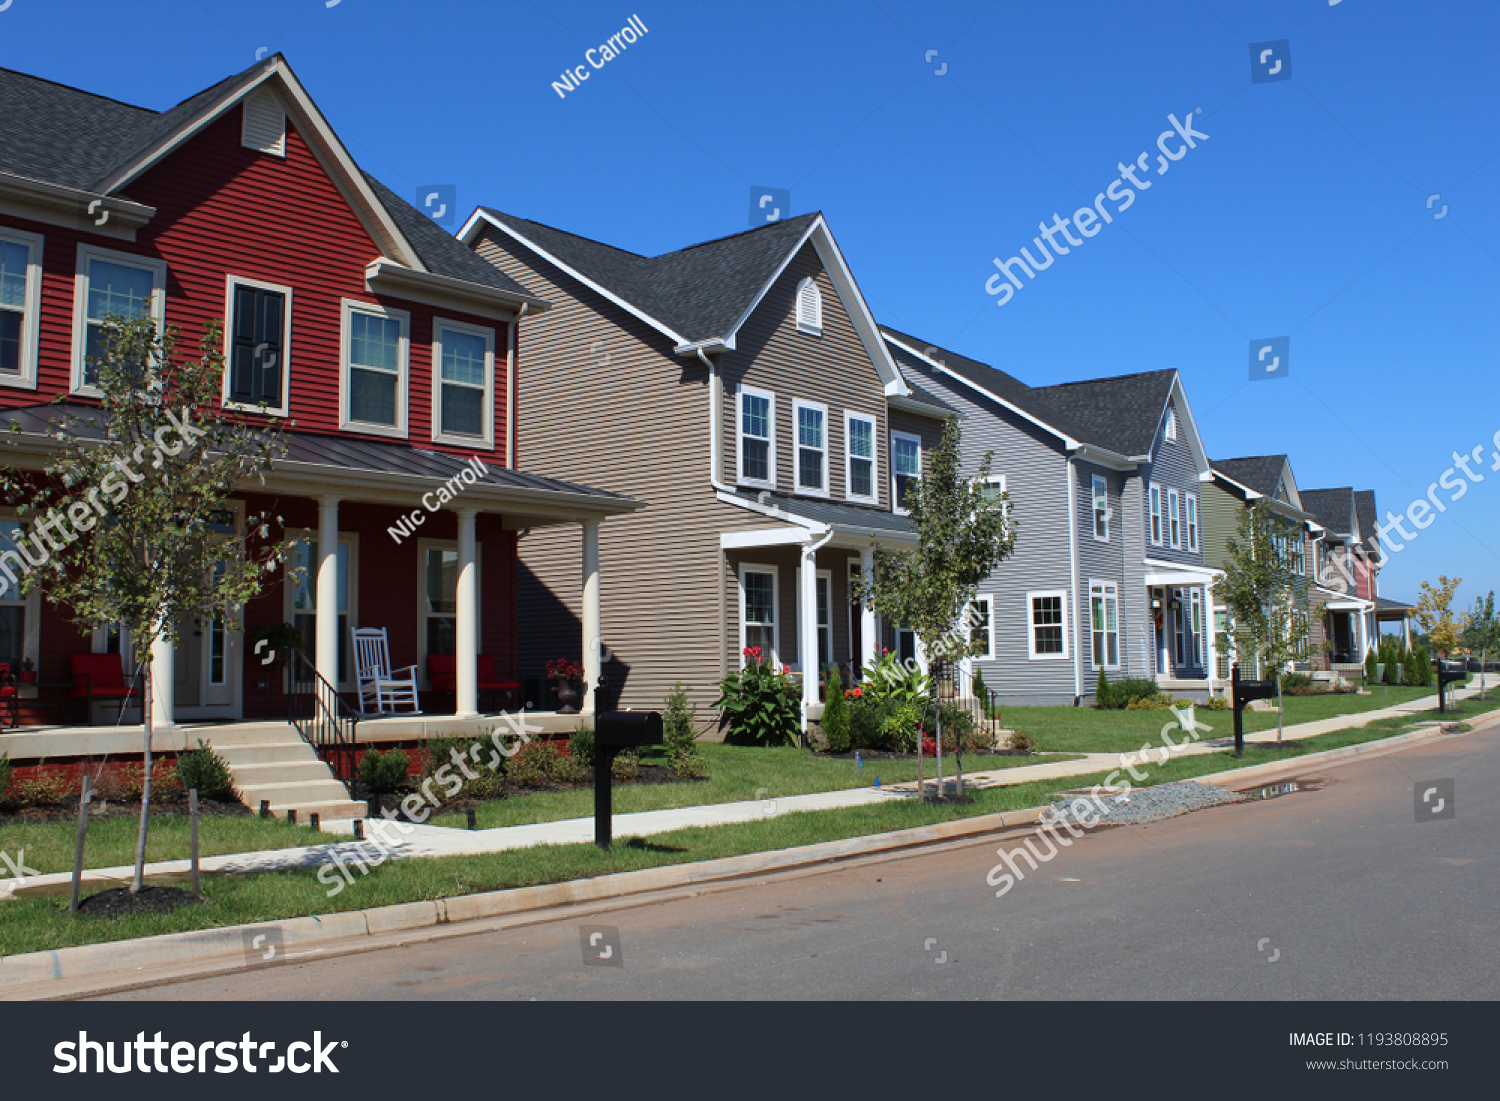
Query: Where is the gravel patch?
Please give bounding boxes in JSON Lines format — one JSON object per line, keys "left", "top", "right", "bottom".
{"left": 1045, "top": 780, "right": 1246, "bottom": 828}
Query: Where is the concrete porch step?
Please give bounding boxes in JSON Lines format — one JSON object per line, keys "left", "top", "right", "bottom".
{"left": 235, "top": 778, "right": 354, "bottom": 804}
{"left": 264, "top": 799, "right": 368, "bottom": 822}
{"left": 214, "top": 741, "right": 320, "bottom": 765}
{"left": 216, "top": 732, "right": 363, "bottom": 821}
{"left": 228, "top": 760, "right": 337, "bottom": 785}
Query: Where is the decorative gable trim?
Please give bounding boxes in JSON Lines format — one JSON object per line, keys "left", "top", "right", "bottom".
{"left": 240, "top": 86, "right": 286, "bottom": 157}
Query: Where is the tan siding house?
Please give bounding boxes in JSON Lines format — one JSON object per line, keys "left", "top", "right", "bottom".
{"left": 463, "top": 210, "right": 950, "bottom": 729}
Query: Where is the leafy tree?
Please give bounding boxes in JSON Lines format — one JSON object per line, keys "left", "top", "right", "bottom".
{"left": 860, "top": 418, "right": 1016, "bottom": 796}
{"left": 1217, "top": 501, "right": 1310, "bottom": 741}
{"left": 0, "top": 313, "right": 294, "bottom": 894}
{"left": 1461, "top": 591, "right": 1500, "bottom": 699}
{"left": 1414, "top": 576, "right": 1464, "bottom": 655}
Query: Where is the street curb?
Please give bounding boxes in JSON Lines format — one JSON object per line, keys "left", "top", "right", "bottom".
{"left": 0, "top": 712, "right": 1487, "bottom": 999}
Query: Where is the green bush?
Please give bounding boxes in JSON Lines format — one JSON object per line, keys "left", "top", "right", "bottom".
{"left": 820, "top": 664, "right": 852, "bottom": 753}
{"left": 1282, "top": 672, "right": 1315, "bottom": 690}
{"left": 714, "top": 648, "right": 801, "bottom": 746}
{"left": 0, "top": 752, "right": 11, "bottom": 806}
{"left": 1412, "top": 647, "right": 1433, "bottom": 686}
{"left": 1095, "top": 676, "right": 1161, "bottom": 709}
{"left": 935, "top": 702, "right": 984, "bottom": 753}
{"left": 972, "top": 666, "right": 989, "bottom": 704}
{"left": 1204, "top": 695, "right": 1229, "bottom": 710}
{"left": 505, "top": 740, "right": 558, "bottom": 789}
{"left": 1005, "top": 729, "right": 1035, "bottom": 754}
{"left": 358, "top": 748, "right": 411, "bottom": 793}
{"left": 553, "top": 750, "right": 589, "bottom": 785}
{"left": 1095, "top": 668, "right": 1113, "bottom": 709}
{"left": 177, "top": 740, "right": 235, "bottom": 800}
{"left": 859, "top": 650, "right": 929, "bottom": 702}
{"left": 1364, "top": 650, "right": 1378, "bottom": 683}
{"left": 611, "top": 750, "right": 641, "bottom": 783}
{"left": 570, "top": 726, "right": 595, "bottom": 768}
{"left": 880, "top": 701, "right": 925, "bottom": 753}
{"left": 663, "top": 682, "right": 706, "bottom": 778}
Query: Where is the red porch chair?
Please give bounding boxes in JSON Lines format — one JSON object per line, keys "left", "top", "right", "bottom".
{"left": 0, "top": 663, "right": 16, "bottom": 730}
{"left": 69, "top": 652, "right": 135, "bottom": 726}
{"left": 426, "top": 653, "right": 521, "bottom": 712}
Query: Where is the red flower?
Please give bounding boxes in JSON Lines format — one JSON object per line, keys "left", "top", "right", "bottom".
{"left": 852, "top": 687, "right": 862, "bottom": 698}
{"left": 782, "top": 665, "right": 790, "bottom": 674}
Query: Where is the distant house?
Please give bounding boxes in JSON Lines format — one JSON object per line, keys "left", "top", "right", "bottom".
{"left": 459, "top": 210, "right": 951, "bottom": 725}
{"left": 879, "top": 330, "right": 1219, "bottom": 705}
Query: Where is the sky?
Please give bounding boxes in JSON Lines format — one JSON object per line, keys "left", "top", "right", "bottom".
{"left": 4, "top": 0, "right": 1498, "bottom": 614}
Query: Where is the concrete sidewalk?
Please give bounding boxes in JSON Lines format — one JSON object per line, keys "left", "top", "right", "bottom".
{"left": 4, "top": 679, "right": 1485, "bottom": 898}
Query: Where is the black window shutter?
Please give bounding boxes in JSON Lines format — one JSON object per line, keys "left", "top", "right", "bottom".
{"left": 254, "top": 290, "right": 283, "bottom": 407}
{"left": 229, "top": 286, "right": 285, "bottom": 406}
{"left": 229, "top": 285, "right": 259, "bottom": 403}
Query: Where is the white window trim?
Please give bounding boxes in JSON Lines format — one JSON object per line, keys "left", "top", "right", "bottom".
{"left": 1186, "top": 492, "right": 1199, "bottom": 552}
{"left": 1026, "top": 589, "right": 1069, "bottom": 661}
{"left": 792, "top": 398, "right": 829, "bottom": 497}
{"left": 1091, "top": 473, "right": 1109, "bottom": 542}
{"left": 1168, "top": 488, "right": 1181, "bottom": 549}
{"left": 430, "top": 317, "right": 496, "bottom": 448}
{"left": 814, "top": 567, "right": 833, "bottom": 670}
{"left": 738, "top": 562, "right": 780, "bottom": 667}
{"left": 339, "top": 299, "right": 410, "bottom": 439}
{"left": 0, "top": 511, "right": 43, "bottom": 672}
{"left": 1089, "top": 580, "right": 1121, "bottom": 670}
{"left": 71, "top": 243, "right": 168, "bottom": 397}
{"left": 1149, "top": 483, "right": 1163, "bottom": 546}
{"left": 843, "top": 410, "right": 879, "bottom": 504}
{"left": 794, "top": 276, "right": 823, "bottom": 336}
{"left": 221, "top": 274, "right": 293, "bottom": 416}
{"left": 891, "top": 429, "right": 922, "bottom": 516}
{"left": 284, "top": 528, "right": 360, "bottom": 692}
{"left": 415, "top": 537, "right": 482, "bottom": 689}
{"left": 0, "top": 227, "right": 44, "bottom": 391}
{"left": 1164, "top": 407, "right": 1178, "bottom": 440}
{"left": 736, "top": 384, "right": 777, "bottom": 490}
{"left": 970, "top": 593, "right": 995, "bottom": 660}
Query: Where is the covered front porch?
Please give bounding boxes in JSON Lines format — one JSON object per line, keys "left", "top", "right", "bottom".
{"left": 1145, "top": 562, "right": 1222, "bottom": 691}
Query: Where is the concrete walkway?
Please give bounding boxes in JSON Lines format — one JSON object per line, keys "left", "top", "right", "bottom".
{"left": 4, "top": 680, "right": 1485, "bottom": 898}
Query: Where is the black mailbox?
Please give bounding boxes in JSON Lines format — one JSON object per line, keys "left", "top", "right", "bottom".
{"left": 1230, "top": 664, "right": 1279, "bottom": 759}
{"left": 596, "top": 710, "right": 663, "bottom": 749}
{"left": 1435, "top": 659, "right": 1466, "bottom": 713}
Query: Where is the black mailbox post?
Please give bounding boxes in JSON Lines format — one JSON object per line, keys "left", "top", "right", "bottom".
{"left": 1231, "top": 663, "right": 1278, "bottom": 759}
{"left": 594, "top": 710, "right": 663, "bottom": 849}
{"left": 1435, "top": 659, "right": 1466, "bottom": 714}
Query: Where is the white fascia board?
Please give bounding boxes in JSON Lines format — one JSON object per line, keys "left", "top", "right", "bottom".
{"left": 364, "top": 258, "right": 547, "bottom": 319}
{"left": 721, "top": 526, "right": 817, "bottom": 549}
{"left": 674, "top": 336, "right": 735, "bottom": 355}
{"left": 1167, "top": 373, "right": 1211, "bottom": 477}
{"left": 95, "top": 60, "right": 423, "bottom": 270}
{"left": 463, "top": 209, "right": 689, "bottom": 347}
{"left": 0, "top": 173, "right": 155, "bottom": 240}
{"left": 1211, "top": 469, "right": 1263, "bottom": 500}
{"left": 887, "top": 393, "right": 960, "bottom": 419}
{"left": 715, "top": 489, "right": 827, "bottom": 533}
{"left": 1073, "top": 444, "right": 1136, "bottom": 472}
{"left": 881, "top": 332, "right": 1080, "bottom": 448}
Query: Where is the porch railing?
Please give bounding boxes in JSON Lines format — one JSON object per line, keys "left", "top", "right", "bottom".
{"left": 286, "top": 649, "right": 360, "bottom": 783}
{"left": 928, "top": 663, "right": 1004, "bottom": 751}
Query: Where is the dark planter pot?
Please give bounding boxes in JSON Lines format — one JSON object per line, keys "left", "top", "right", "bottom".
{"left": 553, "top": 676, "right": 580, "bottom": 714}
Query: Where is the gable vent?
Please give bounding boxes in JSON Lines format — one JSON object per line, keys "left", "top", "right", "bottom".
{"left": 795, "top": 277, "right": 823, "bottom": 335}
{"left": 241, "top": 88, "right": 286, "bottom": 157}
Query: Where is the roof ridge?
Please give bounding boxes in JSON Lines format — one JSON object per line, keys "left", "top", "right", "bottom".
{"left": 1031, "top": 367, "right": 1177, "bottom": 392}
{"left": 0, "top": 65, "right": 156, "bottom": 116}
{"left": 480, "top": 208, "right": 650, "bottom": 261}
{"left": 656, "top": 211, "right": 820, "bottom": 258}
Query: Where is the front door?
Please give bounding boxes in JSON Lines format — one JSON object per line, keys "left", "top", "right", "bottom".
{"left": 173, "top": 506, "right": 243, "bottom": 718}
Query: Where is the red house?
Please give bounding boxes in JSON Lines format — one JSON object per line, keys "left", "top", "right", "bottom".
{"left": 0, "top": 56, "right": 636, "bottom": 734}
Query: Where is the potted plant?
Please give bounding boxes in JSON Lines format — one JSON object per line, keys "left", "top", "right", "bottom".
{"left": 17, "top": 656, "right": 36, "bottom": 685}
{"left": 546, "top": 658, "right": 586, "bottom": 713}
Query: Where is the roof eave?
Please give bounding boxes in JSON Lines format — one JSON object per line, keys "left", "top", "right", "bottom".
{"left": 364, "top": 259, "right": 549, "bottom": 320}
{"left": 0, "top": 171, "right": 155, "bottom": 239}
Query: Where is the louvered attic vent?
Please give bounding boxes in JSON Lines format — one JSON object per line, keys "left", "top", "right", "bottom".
{"left": 241, "top": 88, "right": 286, "bottom": 157}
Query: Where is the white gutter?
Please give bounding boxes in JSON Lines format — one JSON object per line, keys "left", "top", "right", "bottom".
{"left": 699, "top": 348, "right": 738, "bottom": 494}
{"left": 506, "top": 302, "right": 527, "bottom": 469}
{"left": 1066, "top": 455, "right": 1082, "bottom": 703}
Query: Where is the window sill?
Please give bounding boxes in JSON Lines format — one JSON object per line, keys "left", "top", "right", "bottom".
{"left": 0, "top": 372, "right": 38, "bottom": 391}
{"left": 432, "top": 431, "right": 495, "bottom": 450}
{"left": 793, "top": 486, "right": 830, "bottom": 500}
{"left": 341, "top": 419, "right": 409, "bottom": 440}
{"left": 224, "top": 399, "right": 289, "bottom": 418}
{"left": 738, "top": 478, "right": 776, "bottom": 492}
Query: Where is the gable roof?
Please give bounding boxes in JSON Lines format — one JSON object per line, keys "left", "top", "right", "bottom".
{"left": 0, "top": 58, "right": 538, "bottom": 305}
{"left": 1212, "top": 456, "right": 1288, "bottom": 498}
{"left": 1301, "top": 487, "right": 1357, "bottom": 538}
{"left": 1027, "top": 370, "right": 1179, "bottom": 458}
{"left": 1353, "top": 489, "right": 1379, "bottom": 552}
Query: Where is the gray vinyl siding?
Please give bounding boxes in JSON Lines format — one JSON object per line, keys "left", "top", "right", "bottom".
{"left": 1139, "top": 398, "right": 1205, "bottom": 568}
{"left": 1119, "top": 475, "right": 1151, "bottom": 678}
{"left": 1075, "top": 460, "right": 1133, "bottom": 679}
{"left": 883, "top": 349, "right": 1081, "bottom": 705}
{"left": 721, "top": 244, "right": 892, "bottom": 508}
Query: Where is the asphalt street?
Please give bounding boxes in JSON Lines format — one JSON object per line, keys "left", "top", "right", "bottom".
{"left": 99, "top": 726, "right": 1500, "bottom": 1001}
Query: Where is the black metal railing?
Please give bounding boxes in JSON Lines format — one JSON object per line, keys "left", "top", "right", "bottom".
{"left": 929, "top": 663, "right": 1004, "bottom": 750}
{"left": 286, "top": 648, "right": 360, "bottom": 783}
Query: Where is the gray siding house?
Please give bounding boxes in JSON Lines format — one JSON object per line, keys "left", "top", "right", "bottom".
{"left": 459, "top": 210, "right": 948, "bottom": 727}
{"left": 881, "top": 329, "right": 1219, "bottom": 705}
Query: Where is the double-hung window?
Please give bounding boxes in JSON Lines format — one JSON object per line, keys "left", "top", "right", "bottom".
{"left": 341, "top": 300, "right": 409, "bottom": 437}
{"left": 845, "top": 412, "right": 877, "bottom": 503}
{"left": 793, "top": 400, "right": 828, "bottom": 495}
{"left": 1149, "top": 484, "right": 1163, "bottom": 545}
{"left": 433, "top": 320, "right": 495, "bottom": 446}
{"left": 891, "top": 431, "right": 921, "bottom": 514}
{"left": 0, "top": 518, "right": 38, "bottom": 669}
{"left": 1186, "top": 493, "right": 1199, "bottom": 552}
{"left": 73, "top": 245, "right": 167, "bottom": 393}
{"left": 1168, "top": 489, "right": 1181, "bottom": 548}
{"left": 1027, "top": 591, "right": 1068, "bottom": 659}
{"left": 739, "top": 565, "right": 778, "bottom": 662}
{"left": 737, "top": 386, "right": 775, "bottom": 488}
{"left": 287, "top": 533, "right": 357, "bottom": 688}
{"left": 969, "top": 595, "right": 994, "bottom": 660}
{"left": 225, "top": 276, "right": 291, "bottom": 413}
{"left": 1090, "top": 581, "right": 1120, "bottom": 668}
{"left": 0, "top": 229, "right": 43, "bottom": 390}
{"left": 1092, "top": 474, "right": 1109, "bottom": 541}
{"left": 418, "top": 540, "right": 480, "bottom": 679}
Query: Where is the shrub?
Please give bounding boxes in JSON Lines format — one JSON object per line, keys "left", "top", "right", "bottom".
{"left": 14, "top": 764, "right": 72, "bottom": 807}
{"left": 1364, "top": 649, "right": 1378, "bottom": 683}
{"left": 553, "top": 751, "right": 590, "bottom": 785}
{"left": 820, "top": 665, "right": 851, "bottom": 753}
{"left": 1411, "top": 647, "right": 1432, "bottom": 687}
{"left": 0, "top": 752, "right": 11, "bottom": 805}
{"left": 611, "top": 750, "right": 641, "bottom": 783}
{"left": 1125, "top": 693, "right": 1174, "bottom": 711}
{"left": 570, "top": 726, "right": 596, "bottom": 768}
{"left": 1204, "top": 695, "right": 1229, "bottom": 711}
{"left": 714, "top": 646, "right": 800, "bottom": 746}
{"left": 1005, "top": 729, "right": 1035, "bottom": 754}
{"left": 1095, "top": 668, "right": 1113, "bottom": 709}
{"left": 358, "top": 748, "right": 411, "bottom": 793}
{"left": 972, "top": 666, "right": 989, "bottom": 704}
{"left": 935, "top": 702, "right": 983, "bottom": 753}
{"left": 506, "top": 739, "right": 558, "bottom": 789}
{"left": 663, "top": 683, "right": 706, "bottom": 778}
{"left": 859, "top": 650, "right": 929, "bottom": 702}
{"left": 177, "top": 740, "right": 235, "bottom": 800}
{"left": 1282, "top": 672, "right": 1315, "bottom": 690}
{"left": 113, "top": 762, "right": 181, "bottom": 803}
{"left": 880, "top": 701, "right": 925, "bottom": 753}
{"left": 1096, "top": 676, "right": 1161, "bottom": 709}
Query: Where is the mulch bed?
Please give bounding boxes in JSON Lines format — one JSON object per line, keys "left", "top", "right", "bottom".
{"left": 0, "top": 791, "right": 249, "bottom": 825}
{"left": 75, "top": 885, "right": 204, "bottom": 917}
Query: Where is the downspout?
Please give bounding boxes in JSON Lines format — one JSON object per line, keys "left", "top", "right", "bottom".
{"left": 1067, "top": 455, "right": 1082, "bottom": 704}
{"left": 699, "top": 348, "right": 735, "bottom": 493}
{"left": 506, "top": 303, "right": 528, "bottom": 469}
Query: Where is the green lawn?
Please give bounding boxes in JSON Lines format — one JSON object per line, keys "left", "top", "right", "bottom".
{"left": 1, "top": 702, "right": 1487, "bottom": 958}
{"left": 427, "top": 743, "right": 1082, "bottom": 831}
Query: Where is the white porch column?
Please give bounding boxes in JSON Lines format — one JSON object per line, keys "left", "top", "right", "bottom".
{"left": 799, "top": 540, "right": 819, "bottom": 731}
{"left": 1204, "top": 578, "right": 1219, "bottom": 690}
{"left": 150, "top": 630, "right": 174, "bottom": 729}
{"left": 455, "top": 508, "right": 480, "bottom": 718}
{"left": 859, "top": 547, "right": 877, "bottom": 672}
{"left": 315, "top": 495, "right": 341, "bottom": 706}
{"left": 581, "top": 518, "right": 601, "bottom": 714}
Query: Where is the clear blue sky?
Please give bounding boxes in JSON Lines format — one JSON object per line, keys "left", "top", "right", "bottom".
{"left": 5, "top": 0, "right": 1498, "bottom": 612}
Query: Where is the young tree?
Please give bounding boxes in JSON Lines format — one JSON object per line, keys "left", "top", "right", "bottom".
{"left": 0, "top": 313, "right": 294, "bottom": 895}
{"left": 1217, "top": 501, "right": 1310, "bottom": 741}
{"left": 861, "top": 418, "right": 1016, "bottom": 797}
{"left": 1461, "top": 591, "right": 1500, "bottom": 699}
{"left": 1415, "top": 576, "right": 1464, "bottom": 656}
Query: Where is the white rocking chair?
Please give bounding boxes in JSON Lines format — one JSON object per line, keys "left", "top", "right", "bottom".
{"left": 351, "top": 627, "right": 422, "bottom": 715}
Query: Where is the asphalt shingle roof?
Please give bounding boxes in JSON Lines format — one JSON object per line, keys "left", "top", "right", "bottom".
{"left": 478, "top": 209, "right": 822, "bottom": 342}
{"left": 1301, "top": 487, "right": 1356, "bottom": 537}
{"left": 725, "top": 490, "right": 915, "bottom": 537}
{"left": 1026, "top": 370, "right": 1177, "bottom": 457}
{"left": 0, "top": 61, "right": 535, "bottom": 300}
{"left": 1353, "top": 489, "right": 1379, "bottom": 548}
{"left": 1213, "top": 455, "right": 1289, "bottom": 498}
